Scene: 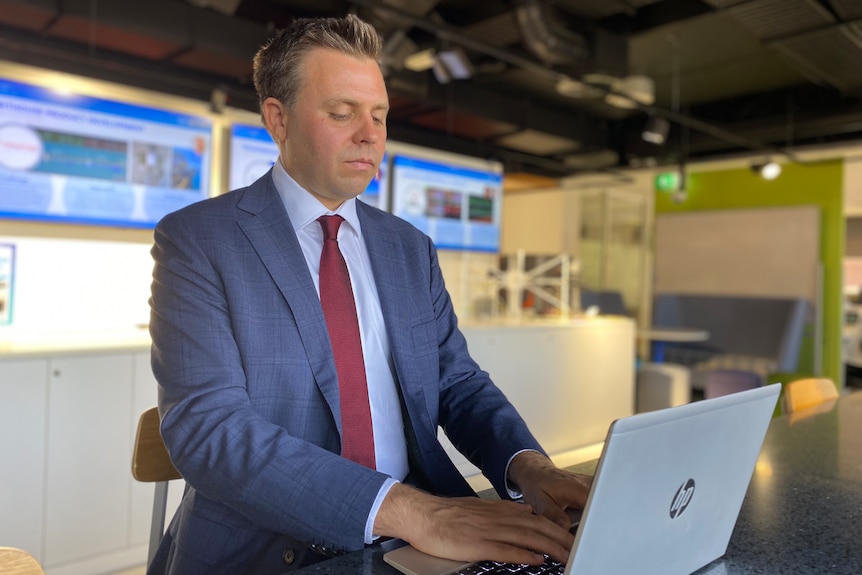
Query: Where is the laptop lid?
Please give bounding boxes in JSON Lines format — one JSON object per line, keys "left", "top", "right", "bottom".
{"left": 566, "top": 382, "right": 779, "bottom": 574}
{"left": 384, "top": 383, "right": 780, "bottom": 575}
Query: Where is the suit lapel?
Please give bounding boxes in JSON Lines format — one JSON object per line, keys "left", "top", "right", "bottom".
{"left": 235, "top": 174, "right": 343, "bottom": 427}
{"left": 357, "top": 204, "right": 417, "bottom": 392}
{"left": 359, "top": 205, "right": 433, "bottom": 484}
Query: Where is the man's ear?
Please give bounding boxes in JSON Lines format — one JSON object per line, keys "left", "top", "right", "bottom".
{"left": 261, "top": 97, "right": 288, "bottom": 143}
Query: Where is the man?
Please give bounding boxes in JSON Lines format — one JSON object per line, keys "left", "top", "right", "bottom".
{"left": 149, "top": 13, "right": 590, "bottom": 575}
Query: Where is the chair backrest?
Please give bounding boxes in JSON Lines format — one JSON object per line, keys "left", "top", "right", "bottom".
{"left": 781, "top": 378, "right": 839, "bottom": 414}
{"left": 132, "top": 407, "right": 181, "bottom": 482}
{"left": 703, "top": 369, "right": 762, "bottom": 399}
{"left": 0, "top": 547, "right": 45, "bottom": 575}
{"left": 132, "top": 407, "right": 182, "bottom": 567}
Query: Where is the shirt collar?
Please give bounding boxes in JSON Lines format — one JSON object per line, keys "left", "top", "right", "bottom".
{"left": 271, "top": 158, "right": 361, "bottom": 237}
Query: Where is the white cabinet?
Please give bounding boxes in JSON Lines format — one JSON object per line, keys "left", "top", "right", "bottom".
{"left": 445, "top": 318, "right": 635, "bottom": 479}
{"left": 0, "top": 358, "right": 48, "bottom": 560}
{"left": 44, "top": 353, "right": 134, "bottom": 567}
{"left": 0, "top": 349, "right": 164, "bottom": 574}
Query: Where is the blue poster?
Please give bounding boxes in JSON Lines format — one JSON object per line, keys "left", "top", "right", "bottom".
{"left": 0, "top": 78, "right": 212, "bottom": 228}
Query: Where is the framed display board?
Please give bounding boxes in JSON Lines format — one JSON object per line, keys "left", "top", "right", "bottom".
{"left": 0, "top": 77, "right": 212, "bottom": 228}
{"left": 654, "top": 206, "right": 820, "bottom": 300}
{"left": 390, "top": 153, "right": 502, "bottom": 252}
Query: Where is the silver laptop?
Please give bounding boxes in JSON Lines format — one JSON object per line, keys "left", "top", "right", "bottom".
{"left": 384, "top": 382, "right": 780, "bottom": 575}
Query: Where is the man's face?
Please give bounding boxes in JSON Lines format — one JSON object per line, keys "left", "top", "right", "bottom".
{"left": 275, "top": 48, "right": 388, "bottom": 210}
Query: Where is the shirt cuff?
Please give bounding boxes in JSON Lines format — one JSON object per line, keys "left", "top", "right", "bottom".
{"left": 504, "top": 448, "right": 544, "bottom": 500}
{"left": 365, "top": 477, "right": 400, "bottom": 544}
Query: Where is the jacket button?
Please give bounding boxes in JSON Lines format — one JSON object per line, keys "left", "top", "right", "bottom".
{"left": 282, "top": 548, "right": 295, "bottom": 565}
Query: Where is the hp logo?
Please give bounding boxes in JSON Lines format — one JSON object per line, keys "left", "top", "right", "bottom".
{"left": 669, "top": 478, "right": 696, "bottom": 519}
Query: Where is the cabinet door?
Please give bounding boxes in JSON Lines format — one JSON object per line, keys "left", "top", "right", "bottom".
{"left": 0, "top": 358, "right": 48, "bottom": 561}
{"left": 44, "top": 353, "right": 134, "bottom": 567}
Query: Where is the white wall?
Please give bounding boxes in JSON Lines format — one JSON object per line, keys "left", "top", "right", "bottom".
{"left": 0, "top": 234, "right": 505, "bottom": 341}
{"left": 0, "top": 236, "right": 152, "bottom": 340}
{"left": 843, "top": 155, "right": 862, "bottom": 216}
{"left": 501, "top": 187, "right": 573, "bottom": 254}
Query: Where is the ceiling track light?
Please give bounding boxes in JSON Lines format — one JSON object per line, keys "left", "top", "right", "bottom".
{"left": 434, "top": 47, "right": 474, "bottom": 82}
{"left": 752, "top": 160, "right": 782, "bottom": 180}
{"left": 641, "top": 115, "right": 670, "bottom": 145}
{"left": 403, "top": 48, "right": 436, "bottom": 72}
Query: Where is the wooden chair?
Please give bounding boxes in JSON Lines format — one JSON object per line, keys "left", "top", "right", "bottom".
{"left": 132, "top": 407, "right": 182, "bottom": 567}
{"left": 0, "top": 547, "right": 44, "bottom": 575}
{"left": 781, "top": 378, "right": 839, "bottom": 414}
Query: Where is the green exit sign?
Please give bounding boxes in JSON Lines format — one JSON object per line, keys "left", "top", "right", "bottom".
{"left": 655, "top": 171, "right": 680, "bottom": 192}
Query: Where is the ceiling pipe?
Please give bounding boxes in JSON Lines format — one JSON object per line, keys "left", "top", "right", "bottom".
{"left": 347, "top": 0, "right": 568, "bottom": 82}
{"left": 355, "top": 0, "right": 440, "bottom": 76}
{"left": 643, "top": 104, "right": 800, "bottom": 164}
{"left": 356, "top": 0, "right": 441, "bottom": 35}
{"left": 184, "top": 0, "right": 242, "bottom": 16}
{"left": 515, "top": 0, "right": 589, "bottom": 65}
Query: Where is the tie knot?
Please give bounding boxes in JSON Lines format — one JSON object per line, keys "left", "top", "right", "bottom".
{"left": 318, "top": 215, "right": 344, "bottom": 241}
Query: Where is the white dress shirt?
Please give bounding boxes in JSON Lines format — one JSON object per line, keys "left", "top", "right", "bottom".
{"left": 271, "top": 161, "right": 406, "bottom": 542}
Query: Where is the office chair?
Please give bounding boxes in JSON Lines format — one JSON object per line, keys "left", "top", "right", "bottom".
{"left": 132, "top": 407, "right": 182, "bottom": 567}
{"left": 781, "top": 378, "right": 839, "bottom": 414}
{"left": 0, "top": 547, "right": 45, "bottom": 575}
{"left": 702, "top": 369, "right": 762, "bottom": 399}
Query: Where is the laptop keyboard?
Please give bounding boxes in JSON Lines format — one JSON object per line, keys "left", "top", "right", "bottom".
{"left": 455, "top": 556, "right": 564, "bottom": 574}
{"left": 453, "top": 509, "right": 579, "bottom": 574}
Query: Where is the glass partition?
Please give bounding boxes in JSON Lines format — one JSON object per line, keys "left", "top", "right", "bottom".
{"left": 577, "top": 188, "right": 650, "bottom": 322}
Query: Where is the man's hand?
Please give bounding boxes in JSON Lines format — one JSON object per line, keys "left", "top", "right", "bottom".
{"left": 507, "top": 451, "right": 593, "bottom": 530}
{"left": 373, "top": 483, "right": 574, "bottom": 565}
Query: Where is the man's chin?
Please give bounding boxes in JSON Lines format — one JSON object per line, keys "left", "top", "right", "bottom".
{"left": 341, "top": 180, "right": 375, "bottom": 198}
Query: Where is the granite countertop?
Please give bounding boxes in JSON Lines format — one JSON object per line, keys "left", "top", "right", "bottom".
{"left": 296, "top": 392, "right": 862, "bottom": 574}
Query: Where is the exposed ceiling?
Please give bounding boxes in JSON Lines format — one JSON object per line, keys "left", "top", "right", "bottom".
{"left": 1, "top": 0, "right": 862, "bottom": 179}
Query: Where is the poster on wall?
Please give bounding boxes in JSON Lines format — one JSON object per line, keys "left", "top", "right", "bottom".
{"left": 390, "top": 154, "right": 502, "bottom": 251}
{"left": 0, "top": 78, "right": 212, "bottom": 228}
{"left": 228, "top": 122, "right": 389, "bottom": 210}
{"left": 358, "top": 152, "right": 389, "bottom": 211}
{"left": 228, "top": 123, "right": 278, "bottom": 191}
{"left": 0, "top": 244, "right": 14, "bottom": 325}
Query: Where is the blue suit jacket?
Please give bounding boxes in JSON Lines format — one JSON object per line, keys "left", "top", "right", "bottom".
{"left": 148, "top": 172, "right": 543, "bottom": 574}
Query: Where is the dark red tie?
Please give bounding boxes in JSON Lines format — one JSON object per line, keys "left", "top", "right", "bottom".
{"left": 317, "top": 215, "right": 376, "bottom": 469}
